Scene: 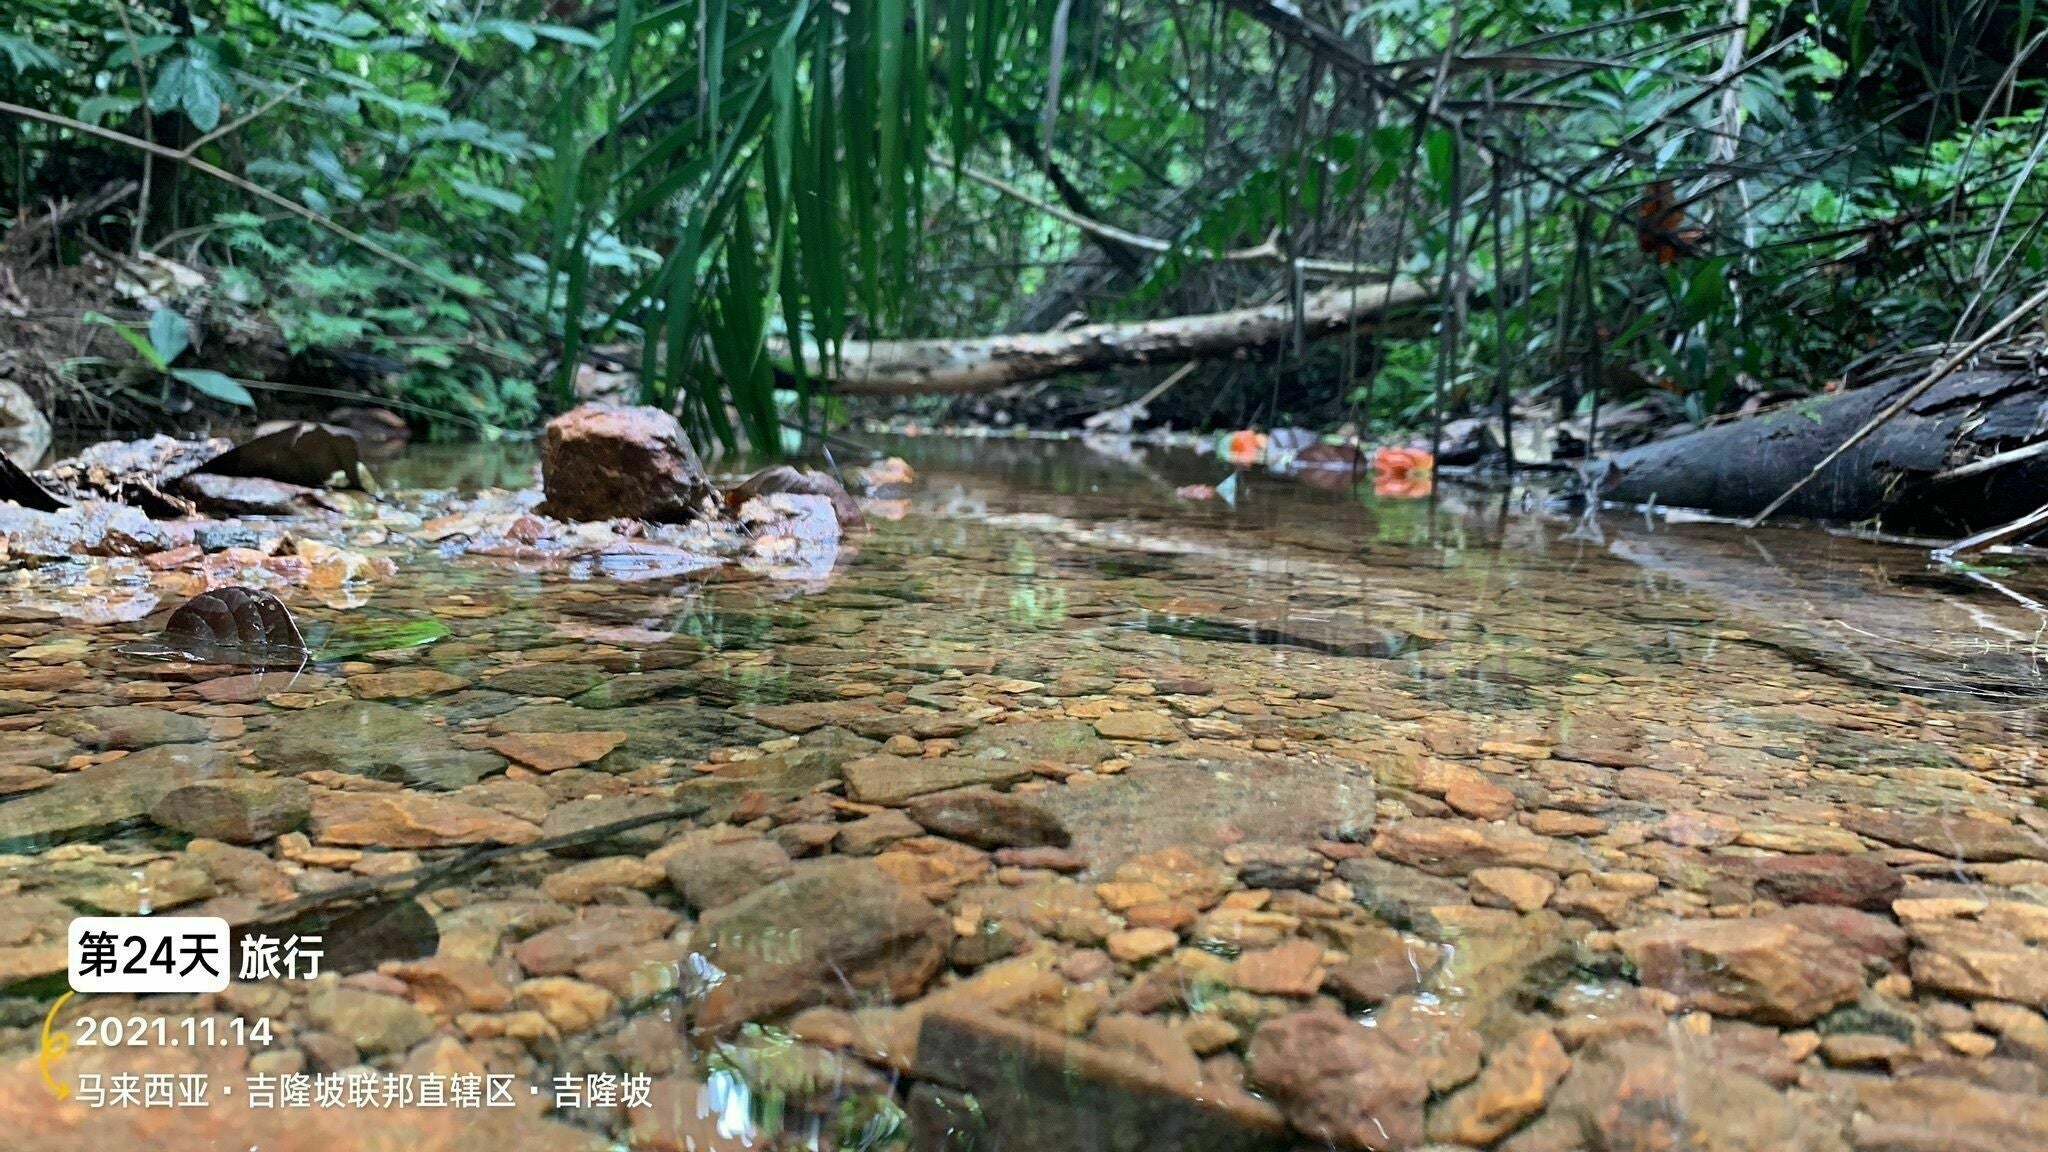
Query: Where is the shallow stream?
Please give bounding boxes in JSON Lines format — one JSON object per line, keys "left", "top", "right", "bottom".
{"left": 3, "top": 435, "right": 2046, "bottom": 1151}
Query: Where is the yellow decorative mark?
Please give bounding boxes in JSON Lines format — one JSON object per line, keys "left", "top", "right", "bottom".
{"left": 38, "top": 991, "right": 74, "bottom": 1100}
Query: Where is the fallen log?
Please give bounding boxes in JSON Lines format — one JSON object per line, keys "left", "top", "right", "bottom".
{"left": 1597, "top": 341, "right": 2048, "bottom": 532}
{"left": 785, "top": 280, "right": 1432, "bottom": 395}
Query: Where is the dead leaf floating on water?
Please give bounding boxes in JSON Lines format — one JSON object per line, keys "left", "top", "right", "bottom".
{"left": 119, "top": 585, "right": 310, "bottom": 667}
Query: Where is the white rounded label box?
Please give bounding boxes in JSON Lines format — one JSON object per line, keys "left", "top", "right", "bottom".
{"left": 67, "top": 917, "right": 233, "bottom": 993}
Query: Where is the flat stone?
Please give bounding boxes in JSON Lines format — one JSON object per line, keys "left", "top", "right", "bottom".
{"left": 309, "top": 790, "right": 543, "bottom": 848}
{"left": 481, "top": 663, "right": 608, "bottom": 698}
{"left": 44, "top": 704, "right": 209, "bottom": 749}
{"left": 843, "top": 754, "right": 1034, "bottom": 805}
{"left": 1540, "top": 1039, "right": 1847, "bottom": 1152}
{"left": 1093, "top": 712, "right": 1185, "bottom": 743}
{"left": 1469, "top": 866, "right": 1557, "bottom": 912}
{"left": 906, "top": 788, "right": 1070, "bottom": 849}
{"left": 1373, "top": 818, "right": 1591, "bottom": 877}
{"left": 1231, "top": 938, "right": 1326, "bottom": 996}
{"left": 247, "top": 701, "right": 503, "bottom": 789}
{"left": 917, "top": 1008, "right": 1288, "bottom": 1152}
{"left": 539, "top": 795, "right": 677, "bottom": 856}
{"left": 692, "top": 858, "right": 949, "bottom": 1031}
{"left": 0, "top": 732, "right": 79, "bottom": 769}
{"left": 1426, "top": 1026, "right": 1571, "bottom": 1146}
{"left": 834, "top": 810, "right": 924, "bottom": 856}
{"left": 305, "top": 986, "right": 435, "bottom": 1055}
{"left": 1844, "top": 810, "right": 2047, "bottom": 862}
{"left": 150, "top": 777, "right": 311, "bottom": 843}
{"left": 1910, "top": 917, "right": 2048, "bottom": 1007}
{"left": 1744, "top": 853, "right": 1901, "bottom": 910}
{"left": 1224, "top": 842, "right": 1326, "bottom": 891}
{"left": 1247, "top": 1009, "right": 1429, "bottom": 1150}
{"left": 0, "top": 743, "right": 239, "bottom": 852}
{"left": 1107, "top": 928, "right": 1180, "bottom": 964}
{"left": 193, "top": 671, "right": 333, "bottom": 704}
{"left": 513, "top": 906, "right": 679, "bottom": 976}
{"left": 485, "top": 731, "right": 629, "bottom": 772}
{"left": 1615, "top": 913, "right": 1866, "bottom": 1024}
{"left": 347, "top": 669, "right": 472, "bottom": 699}
{"left": 663, "top": 836, "right": 795, "bottom": 909}
{"left": 957, "top": 720, "right": 1114, "bottom": 768}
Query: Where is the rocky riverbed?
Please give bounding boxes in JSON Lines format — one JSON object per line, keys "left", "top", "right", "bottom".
{"left": 1, "top": 435, "right": 2046, "bottom": 1151}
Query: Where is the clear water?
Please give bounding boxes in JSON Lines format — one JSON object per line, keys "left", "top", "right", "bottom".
{"left": 2, "top": 435, "right": 2045, "bottom": 1150}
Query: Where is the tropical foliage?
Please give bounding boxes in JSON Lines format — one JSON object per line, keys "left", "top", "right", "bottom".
{"left": 2, "top": 0, "right": 2044, "bottom": 446}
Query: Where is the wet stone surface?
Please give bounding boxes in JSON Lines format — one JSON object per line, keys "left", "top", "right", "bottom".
{"left": 2, "top": 437, "right": 2048, "bottom": 1150}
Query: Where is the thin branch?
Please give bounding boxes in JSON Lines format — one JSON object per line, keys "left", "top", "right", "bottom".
{"left": 937, "top": 153, "right": 1399, "bottom": 279}
{"left": 0, "top": 99, "right": 488, "bottom": 301}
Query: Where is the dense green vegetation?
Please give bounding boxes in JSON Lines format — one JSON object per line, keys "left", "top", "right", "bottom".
{"left": 3, "top": 0, "right": 2043, "bottom": 447}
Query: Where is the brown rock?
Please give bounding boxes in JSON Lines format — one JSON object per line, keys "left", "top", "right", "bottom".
{"left": 309, "top": 790, "right": 543, "bottom": 848}
{"left": 906, "top": 788, "right": 1071, "bottom": 849}
{"left": 1910, "top": 917, "right": 2048, "bottom": 1007}
{"left": 916, "top": 1008, "right": 1287, "bottom": 1151}
{"left": 663, "top": 835, "right": 794, "bottom": 910}
{"left": 387, "top": 956, "right": 515, "bottom": 1015}
{"left": 1744, "top": 853, "right": 1901, "bottom": 910}
{"left": 512, "top": 906, "right": 681, "bottom": 976}
{"left": 1615, "top": 913, "right": 1865, "bottom": 1024}
{"left": 485, "top": 731, "right": 629, "bottom": 772}
{"left": 149, "top": 776, "right": 311, "bottom": 844}
{"left": 1653, "top": 810, "right": 1742, "bottom": 848}
{"left": 538, "top": 403, "right": 713, "bottom": 522}
{"left": 1374, "top": 818, "right": 1590, "bottom": 877}
{"left": 692, "top": 858, "right": 950, "bottom": 1031}
{"left": 1247, "top": 1009, "right": 1430, "bottom": 1151}
{"left": 540, "top": 856, "right": 665, "bottom": 903}
{"left": 1542, "top": 1039, "right": 1848, "bottom": 1152}
{"left": 1322, "top": 927, "right": 1442, "bottom": 1007}
{"left": 843, "top": 754, "right": 1033, "bottom": 805}
{"left": 305, "top": 986, "right": 435, "bottom": 1055}
{"left": 1470, "top": 866, "right": 1557, "bottom": 912}
{"left": 1847, "top": 1071, "right": 2048, "bottom": 1151}
{"left": 1844, "top": 810, "right": 2047, "bottom": 862}
{"left": 835, "top": 809, "right": 924, "bottom": 855}
{"left": 1107, "top": 927, "right": 1179, "bottom": 964}
{"left": 1427, "top": 1026, "right": 1572, "bottom": 1146}
{"left": 1444, "top": 773, "right": 1517, "bottom": 820}
{"left": 347, "top": 669, "right": 471, "bottom": 699}
{"left": 1094, "top": 712, "right": 1185, "bottom": 743}
{"left": 1231, "top": 938, "right": 1327, "bottom": 997}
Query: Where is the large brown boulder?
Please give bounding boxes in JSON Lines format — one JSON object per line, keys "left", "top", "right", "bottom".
{"left": 538, "top": 403, "right": 713, "bottom": 523}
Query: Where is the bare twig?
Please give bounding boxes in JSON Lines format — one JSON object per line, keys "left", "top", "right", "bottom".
{"left": 1933, "top": 501, "right": 2048, "bottom": 560}
{"left": 1932, "top": 438, "right": 2048, "bottom": 483}
{"left": 937, "top": 153, "right": 1401, "bottom": 280}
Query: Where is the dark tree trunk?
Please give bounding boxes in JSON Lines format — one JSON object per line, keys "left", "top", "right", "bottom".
{"left": 1598, "top": 349, "right": 2048, "bottom": 532}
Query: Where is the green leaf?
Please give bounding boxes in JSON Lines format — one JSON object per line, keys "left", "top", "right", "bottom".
{"left": 450, "top": 178, "right": 526, "bottom": 213}
{"left": 77, "top": 94, "right": 141, "bottom": 125}
{"left": 478, "top": 19, "right": 538, "bottom": 50}
{"left": 0, "top": 32, "right": 66, "bottom": 75}
{"left": 150, "top": 309, "right": 193, "bottom": 365}
{"left": 83, "top": 311, "right": 168, "bottom": 371}
{"left": 531, "top": 24, "right": 605, "bottom": 48}
{"left": 150, "top": 50, "right": 235, "bottom": 132}
{"left": 171, "top": 368, "right": 256, "bottom": 407}
{"left": 314, "top": 618, "right": 451, "bottom": 661}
